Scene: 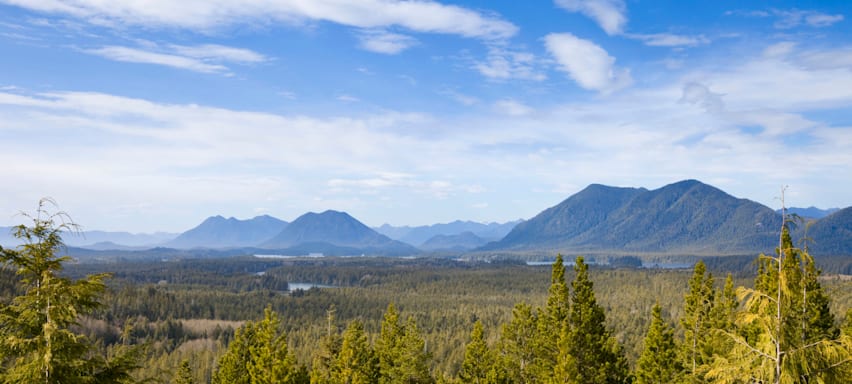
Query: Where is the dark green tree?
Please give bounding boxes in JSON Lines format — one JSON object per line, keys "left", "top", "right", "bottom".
{"left": 560, "top": 256, "right": 630, "bottom": 384}
{"left": 0, "top": 200, "right": 141, "bottom": 383}
{"left": 635, "top": 303, "right": 682, "bottom": 384}
{"left": 680, "top": 260, "right": 715, "bottom": 380}
{"left": 533, "top": 254, "right": 570, "bottom": 381}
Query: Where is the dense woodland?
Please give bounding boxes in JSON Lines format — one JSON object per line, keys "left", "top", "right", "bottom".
{"left": 2, "top": 203, "right": 852, "bottom": 383}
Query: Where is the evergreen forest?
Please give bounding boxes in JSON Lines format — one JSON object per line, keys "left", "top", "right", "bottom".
{"left": 2, "top": 202, "right": 852, "bottom": 383}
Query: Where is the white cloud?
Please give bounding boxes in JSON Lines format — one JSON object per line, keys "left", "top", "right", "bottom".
{"left": 440, "top": 89, "right": 479, "bottom": 106}
{"left": 336, "top": 94, "right": 360, "bottom": 102}
{"left": 357, "top": 29, "right": 417, "bottom": 54}
{"left": 83, "top": 43, "right": 267, "bottom": 74}
{"left": 544, "top": 33, "right": 632, "bottom": 93}
{"left": 773, "top": 9, "right": 844, "bottom": 29}
{"left": 170, "top": 44, "right": 267, "bottom": 63}
{"left": 729, "top": 8, "right": 844, "bottom": 29}
{"left": 626, "top": 33, "right": 710, "bottom": 47}
{"left": 494, "top": 99, "right": 534, "bottom": 116}
{"left": 555, "top": 0, "right": 627, "bottom": 35}
{"left": 83, "top": 46, "right": 228, "bottom": 73}
{"left": 473, "top": 47, "right": 546, "bottom": 81}
{"left": 2, "top": 0, "right": 518, "bottom": 39}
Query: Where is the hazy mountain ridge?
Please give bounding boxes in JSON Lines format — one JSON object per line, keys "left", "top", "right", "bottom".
{"left": 777, "top": 207, "right": 840, "bottom": 219}
{"left": 166, "top": 215, "right": 289, "bottom": 249}
{"left": 375, "top": 219, "right": 522, "bottom": 246}
{"left": 0, "top": 226, "right": 178, "bottom": 249}
{"left": 419, "top": 231, "right": 489, "bottom": 252}
{"left": 261, "top": 210, "right": 419, "bottom": 256}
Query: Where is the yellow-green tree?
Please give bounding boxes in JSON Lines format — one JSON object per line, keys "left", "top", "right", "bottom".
{"left": 635, "top": 303, "right": 682, "bottom": 384}
{"left": 0, "top": 199, "right": 141, "bottom": 383}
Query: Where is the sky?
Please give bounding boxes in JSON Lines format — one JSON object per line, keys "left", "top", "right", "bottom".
{"left": 1, "top": 0, "right": 851, "bottom": 233}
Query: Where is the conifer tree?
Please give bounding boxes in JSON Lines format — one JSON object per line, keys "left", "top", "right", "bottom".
{"left": 707, "top": 203, "right": 852, "bottom": 383}
{"left": 459, "top": 320, "right": 494, "bottom": 384}
{"left": 311, "top": 307, "right": 341, "bottom": 384}
{"left": 497, "top": 303, "right": 539, "bottom": 383}
{"left": 635, "top": 303, "right": 682, "bottom": 384}
{"left": 533, "top": 254, "right": 570, "bottom": 381}
{"left": 560, "top": 256, "right": 629, "bottom": 384}
{"left": 213, "top": 306, "right": 304, "bottom": 384}
{"left": 0, "top": 199, "right": 141, "bottom": 383}
{"left": 377, "top": 304, "right": 433, "bottom": 384}
{"left": 334, "top": 320, "right": 378, "bottom": 384}
{"left": 680, "top": 260, "right": 715, "bottom": 380}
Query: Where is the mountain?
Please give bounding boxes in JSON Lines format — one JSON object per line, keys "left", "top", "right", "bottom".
{"left": 420, "top": 231, "right": 489, "bottom": 252}
{"left": 261, "top": 210, "right": 419, "bottom": 256}
{"left": 0, "top": 226, "right": 177, "bottom": 249}
{"left": 484, "top": 180, "right": 783, "bottom": 255}
{"left": 777, "top": 207, "right": 840, "bottom": 219}
{"left": 167, "top": 215, "right": 288, "bottom": 249}
{"left": 806, "top": 207, "right": 852, "bottom": 256}
{"left": 375, "top": 220, "right": 522, "bottom": 246}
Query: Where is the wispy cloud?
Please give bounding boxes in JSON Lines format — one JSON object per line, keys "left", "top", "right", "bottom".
{"left": 727, "top": 8, "right": 844, "bottom": 29}
{"left": 473, "top": 47, "right": 546, "bottom": 81}
{"left": 544, "top": 33, "right": 632, "bottom": 93}
{"left": 3, "top": 0, "right": 518, "bottom": 40}
{"left": 626, "top": 33, "right": 710, "bottom": 47}
{"left": 555, "top": 0, "right": 627, "bottom": 35}
{"left": 494, "top": 99, "right": 534, "bottom": 117}
{"left": 82, "top": 43, "right": 267, "bottom": 74}
{"left": 357, "top": 29, "right": 418, "bottom": 54}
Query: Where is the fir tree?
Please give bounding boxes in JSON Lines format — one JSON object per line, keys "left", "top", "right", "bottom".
{"left": 459, "top": 320, "right": 494, "bottom": 384}
{"left": 497, "top": 303, "right": 539, "bottom": 383}
{"left": 311, "top": 306, "right": 341, "bottom": 384}
{"left": 0, "top": 199, "right": 141, "bottom": 383}
{"left": 560, "top": 256, "right": 630, "bottom": 384}
{"left": 635, "top": 303, "right": 682, "bottom": 384}
{"left": 334, "top": 320, "right": 378, "bottom": 384}
{"left": 680, "top": 260, "right": 715, "bottom": 380}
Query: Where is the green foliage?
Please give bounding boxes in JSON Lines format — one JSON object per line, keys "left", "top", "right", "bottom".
{"left": 213, "top": 306, "right": 306, "bottom": 384}
{"left": 680, "top": 260, "right": 716, "bottom": 380}
{"left": 0, "top": 200, "right": 141, "bottom": 383}
{"left": 310, "top": 307, "right": 342, "bottom": 384}
{"left": 377, "top": 303, "right": 433, "bottom": 384}
{"left": 635, "top": 303, "right": 682, "bottom": 384}
{"left": 707, "top": 225, "right": 852, "bottom": 383}
{"left": 173, "top": 359, "right": 194, "bottom": 384}
{"left": 458, "top": 321, "right": 493, "bottom": 383}
{"left": 561, "top": 256, "right": 630, "bottom": 384}
{"left": 334, "top": 320, "right": 378, "bottom": 384}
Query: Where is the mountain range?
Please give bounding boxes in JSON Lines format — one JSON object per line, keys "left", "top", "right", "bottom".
{"left": 2, "top": 179, "right": 849, "bottom": 258}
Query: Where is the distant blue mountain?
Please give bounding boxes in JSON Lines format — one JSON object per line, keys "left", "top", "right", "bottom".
{"left": 261, "top": 210, "right": 419, "bottom": 256}
{"left": 0, "top": 226, "right": 177, "bottom": 249}
{"left": 419, "top": 231, "right": 489, "bottom": 252}
{"left": 777, "top": 207, "right": 839, "bottom": 219}
{"left": 375, "top": 219, "right": 522, "bottom": 246}
{"left": 166, "top": 215, "right": 288, "bottom": 249}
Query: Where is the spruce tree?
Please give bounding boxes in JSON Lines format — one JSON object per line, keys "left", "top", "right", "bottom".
{"left": 560, "top": 256, "right": 629, "bottom": 384}
{"left": 635, "top": 304, "right": 682, "bottom": 384}
{"left": 0, "top": 200, "right": 141, "bottom": 383}
{"left": 310, "top": 307, "right": 341, "bottom": 384}
{"left": 334, "top": 320, "right": 378, "bottom": 384}
{"left": 533, "top": 254, "right": 570, "bottom": 381}
{"left": 497, "top": 303, "right": 539, "bottom": 383}
{"left": 680, "top": 260, "right": 715, "bottom": 380}
{"left": 459, "top": 320, "right": 494, "bottom": 384}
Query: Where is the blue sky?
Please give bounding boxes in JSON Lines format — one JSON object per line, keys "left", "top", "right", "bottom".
{"left": 1, "top": 0, "right": 851, "bottom": 233}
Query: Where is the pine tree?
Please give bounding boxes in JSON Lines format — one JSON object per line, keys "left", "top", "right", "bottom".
{"left": 377, "top": 303, "right": 403, "bottom": 384}
{"left": 635, "top": 303, "right": 682, "bottom": 384}
{"left": 311, "top": 307, "right": 341, "bottom": 384}
{"left": 559, "top": 256, "right": 630, "bottom": 384}
{"left": 0, "top": 199, "right": 141, "bottom": 383}
{"left": 532, "top": 254, "right": 570, "bottom": 381}
{"left": 497, "top": 302, "right": 539, "bottom": 383}
{"left": 213, "top": 306, "right": 304, "bottom": 384}
{"left": 377, "top": 304, "right": 433, "bottom": 384}
{"left": 334, "top": 320, "right": 378, "bottom": 384}
{"left": 680, "top": 260, "right": 715, "bottom": 380}
{"left": 459, "top": 320, "right": 494, "bottom": 384}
